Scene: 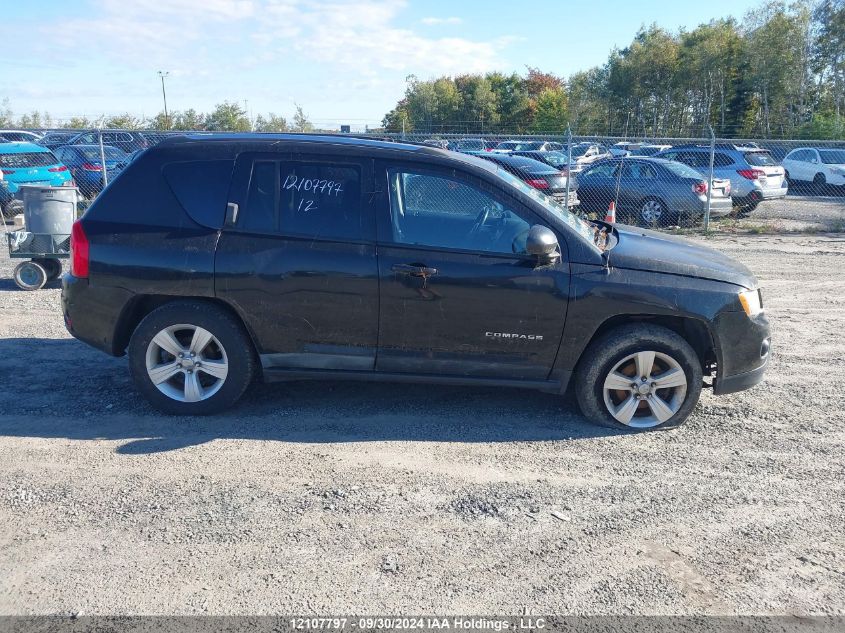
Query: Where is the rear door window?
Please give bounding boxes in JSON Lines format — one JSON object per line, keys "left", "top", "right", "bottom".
{"left": 241, "top": 160, "right": 368, "bottom": 241}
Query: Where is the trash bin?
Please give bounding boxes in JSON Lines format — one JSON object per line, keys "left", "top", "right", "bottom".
{"left": 20, "top": 186, "right": 78, "bottom": 247}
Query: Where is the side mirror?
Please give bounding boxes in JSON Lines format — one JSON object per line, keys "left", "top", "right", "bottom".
{"left": 526, "top": 225, "right": 560, "bottom": 262}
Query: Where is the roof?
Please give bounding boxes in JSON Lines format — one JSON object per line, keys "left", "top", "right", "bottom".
{"left": 162, "top": 132, "right": 423, "bottom": 153}
{"left": 0, "top": 142, "right": 51, "bottom": 154}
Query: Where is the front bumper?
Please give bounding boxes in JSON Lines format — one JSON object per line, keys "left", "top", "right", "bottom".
{"left": 712, "top": 308, "right": 771, "bottom": 395}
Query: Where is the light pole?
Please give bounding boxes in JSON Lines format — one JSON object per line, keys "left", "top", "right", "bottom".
{"left": 158, "top": 71, "right": 170, "bottom": 129}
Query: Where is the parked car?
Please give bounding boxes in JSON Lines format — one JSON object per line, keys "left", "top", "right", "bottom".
{"left": 41, "top": 129, "right": 153, "bottom": 153}
{"left": 479, "top": 153, "right": 579, "bottom": 208}
{"left": 510, "top": 150, "right": 571, "bottom": 171}
{"left": 781, "top": 147, "right": 845, "bottom": 191}
{"left": 37, "top": 131, "right": 79, "bottom": 150}
{"left": 566, "top": 143, "right": 612, "bottom": 172}
{"left": 53, "top": 144, "right": 127, "bottom": 198}
{"left": 609, "top": 141, "right": 643, "bottom": 157}
{"left": 630, "top": 144, "right": 672, "bottom": 157}
{"left": 451, "top": 138, "right": 496, "bottom": 154}
{"left": 655, "top": 144, "right": 787, "bottom": 213}
{"left": 0, "top": 142, "right": 72, "bottom": 213}
{"left": 576, "top": 157, "right": 733, "bottom": 226}
{"left": 62, "top": 134, "right": 770, "bottom": 430}
{"left": 0, "top": 130, "right": 43, "bottom": 143}
{"left": 421, "top": 139, "right": 449, "bottom": 149}
{"left": 493, "top": 140, "right": 564, "bottom": 153}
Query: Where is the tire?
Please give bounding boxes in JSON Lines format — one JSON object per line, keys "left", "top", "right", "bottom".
{"left": 638, "top": 198, "right": 668, "bottom": 227}
{"left": 13, "top": 261, "right": 48, "bottom": 291}
{"left": 34, "top": 258, "right": 62, "bottom": 281}
{"left": 128, "top": 301, "right": 257, "bottom": 415}
{"left": 813, "top": 173, "right": 827, "bottom": 194}
{"left": 574, "top": 323, "right": 703, "bottom": 431}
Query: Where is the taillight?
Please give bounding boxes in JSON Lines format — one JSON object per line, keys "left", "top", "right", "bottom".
{"left": 525, "top": 178, "right": 550, "bottom": 189}
{"left": 737, "top": 169, "right": 765, "bottom": 180}
{"left": 81, "top": 162, "right": 102, "bottom": 171}
{"left": 48, "top": 165, "right": 69, "bottom": 172}
{"left": 70, "top": 220, "right": 89, "bottom": 278}
{"left": 692, "top": 181, "right": 708, "bottom": 194}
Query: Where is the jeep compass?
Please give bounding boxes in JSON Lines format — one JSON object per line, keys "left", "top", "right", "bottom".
{"left": 62, "top": 134, "right": 771, "bottom": 430}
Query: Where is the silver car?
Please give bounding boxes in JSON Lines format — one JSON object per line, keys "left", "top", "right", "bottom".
{"left": 656, "top": 144, "right": 787, "bottom": 213}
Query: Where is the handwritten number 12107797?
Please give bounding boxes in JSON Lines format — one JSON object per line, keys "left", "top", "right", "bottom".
{"left": 283, "top": 173, "right": 345, "bottom": 213}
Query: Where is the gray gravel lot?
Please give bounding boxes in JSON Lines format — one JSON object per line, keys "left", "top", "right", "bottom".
{"left": 0, "top": 232, "right": 843, "bottom": 616}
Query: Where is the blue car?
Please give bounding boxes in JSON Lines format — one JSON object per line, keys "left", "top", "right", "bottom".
{"left": 53, "top": 144, "right": 127, "bottom": 198}
{"left": 0, "top": 142, "right": 72, "bottom": 214}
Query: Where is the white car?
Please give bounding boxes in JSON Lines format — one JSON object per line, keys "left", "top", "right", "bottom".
{"left": 0, "top": 130, "right": 43, "bottom": 143}
{"left": 609, "top": 141, "right": 642, "bottom": 157}
{"left": 782, "top": 147, "right": 845, "bottom": 189}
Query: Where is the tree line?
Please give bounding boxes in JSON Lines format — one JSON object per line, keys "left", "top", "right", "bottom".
{"left": 0, "top": 100, "right": 314, "bottom": 133}
{"left": 382, "top": 0, "right": 845, "bottom": 139}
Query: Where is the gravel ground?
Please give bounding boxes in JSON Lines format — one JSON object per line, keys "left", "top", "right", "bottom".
{"left": 0, "top": 233, "right": 843, "bottom": 616}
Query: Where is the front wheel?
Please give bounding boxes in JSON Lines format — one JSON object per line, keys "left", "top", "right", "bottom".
{"left": 574, "top": 324, "right": 703, "bottom": 431}
{"left": 128, "top": 301, "right": 256, "bottom": 415}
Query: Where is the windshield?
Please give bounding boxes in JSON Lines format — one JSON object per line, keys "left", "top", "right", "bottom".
{"left": 661, "top": 161, "right": 705, "bottom": 179}
{"left": 820, "top": 150, "right": 845, "bottom": 164}
{"left": 744, "top": 152, "right": 777, "bottom": 167}
{"left": 492, "top": 165, "right": 600, "bottom": 250}
{"left": 569, "top": 146, "right": 590, "bottom": 158}
{"left": 42, "top": 133, "right": 74, "bottom": 143}
{"left": 76, "top": 147, "right": 126, "bottom": 161}
{"left": 0, "top": 151, "right": 59, "bottom": 168}
{"left": 496, "top": 141, "right": 521, "bottom": 150}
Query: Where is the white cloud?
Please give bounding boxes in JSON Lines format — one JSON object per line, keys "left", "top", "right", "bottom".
{"left": 421, "top": 16, "right": 463, "bottom": 25}
{"left": 31, "top": 0, "right": 504, "bottom": 77}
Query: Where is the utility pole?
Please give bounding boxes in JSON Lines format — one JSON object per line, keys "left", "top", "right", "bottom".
{"left": 158, "top": 71, "right": 170, "bottom": 129}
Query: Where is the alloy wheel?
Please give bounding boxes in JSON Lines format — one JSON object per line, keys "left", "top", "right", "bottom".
{"left": 640, "top": 200, "right": 664, "bottom": 224}
{"left": 602, "top": 350, "right": 688, "bottom": 428}
{"left": 145, "top": 324, "right": 229, "bottom": 403}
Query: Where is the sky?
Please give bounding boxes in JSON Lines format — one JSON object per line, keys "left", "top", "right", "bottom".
{"left": 5, "top": 0, "right": 763, "bottom": 130}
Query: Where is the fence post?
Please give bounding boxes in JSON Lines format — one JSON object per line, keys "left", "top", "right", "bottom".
{"left": 564, "top": 125, "right": 572, "bottom": 209}
{"left": 98, "top": 129, "right": 109, "bottom": 189}
{"left": 704, "top": 124, "right": 715, "bottom": 232}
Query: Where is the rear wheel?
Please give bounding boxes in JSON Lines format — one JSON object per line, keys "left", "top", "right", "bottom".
{"left": 813, "top": 173, "right": 828, "bottom": 194}
{"left": 574, "top": 324, "right": 703, "bottom": 431}
{"left": 128, "top": 301, "right": 256, "bottom": 415}
{"left": 638, "top": 198, "right": 668, "bottom": 227}
{"left": 13, "top": 261, "right": 48, "bottom": 291}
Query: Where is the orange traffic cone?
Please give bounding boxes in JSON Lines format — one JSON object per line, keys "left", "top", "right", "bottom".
{"left": 604, "top": 200, "right": 617, "bottom": 223}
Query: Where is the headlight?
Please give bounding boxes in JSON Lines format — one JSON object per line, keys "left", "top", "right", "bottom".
{"left": 831, "top": 167, "right": 845, "bottom": 175}
{"left": 739, "top": 289, "right": 763, "bottom": 317}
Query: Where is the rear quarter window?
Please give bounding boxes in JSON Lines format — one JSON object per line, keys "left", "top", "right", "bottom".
{"left": 162, "top": 160, "right": 235, "bottom": 229}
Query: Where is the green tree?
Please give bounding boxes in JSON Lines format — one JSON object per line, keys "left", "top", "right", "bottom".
{"left": 205, "top": 101, "right": 251, "bottom": 131}
{"left": 63, "top": 117, "right": 91, "bottom": 129}
{"left": 254, "top": 113, "right": 288, "bottom": 132}
{"left": 292, "top": 104, "right": 313, "bottom": 132}
{"left": 531, "top": 88, "right": 568, "bottom": 132}
{"left": 104, "top": 113, "right": 142, "bottom": 129}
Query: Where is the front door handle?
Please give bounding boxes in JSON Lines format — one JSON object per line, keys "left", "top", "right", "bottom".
{"left": 391, "top": 263, "right": 438, "bottom": 277}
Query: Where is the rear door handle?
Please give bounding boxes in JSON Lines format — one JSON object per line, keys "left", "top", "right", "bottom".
{"left": 391, "top": 263, "right": 438, "bottom": 277}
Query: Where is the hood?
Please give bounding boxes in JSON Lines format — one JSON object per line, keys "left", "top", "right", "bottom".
{"left": 607, "top": 224, "right": 757, "bottom": 288}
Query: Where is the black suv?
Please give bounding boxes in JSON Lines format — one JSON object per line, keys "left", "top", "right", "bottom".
{"left": 62, "top": 134, "right": 771, "bottom": 430}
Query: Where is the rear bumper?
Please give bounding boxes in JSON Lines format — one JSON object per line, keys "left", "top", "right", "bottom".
{"left": 62, "top": 273, "right": 133, "bottom": 356}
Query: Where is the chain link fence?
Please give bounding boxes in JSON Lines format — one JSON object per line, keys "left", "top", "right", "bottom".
{"left": 2, "top": 126, "right": 843, "bottom": 232}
